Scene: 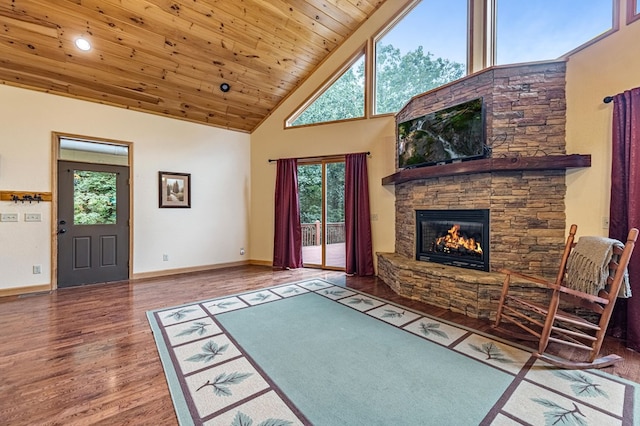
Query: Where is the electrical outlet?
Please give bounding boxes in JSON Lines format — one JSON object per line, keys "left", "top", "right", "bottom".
{"left": 370, "top": 213, "right": 379, "bottom": 221}
{"left": 240, "top": 248, "right": 245, "bottom": 255}
{"left": 602, "top": 216, "right": 610, "bottom": 229}
{"left": 33, "top": 265, "right": 41, "bottom": 274}
{"left": 162, "top": 254, "right": 169, "bottom": 261}
{"left": 0, "top": 213, "right": 18, "bottom": 222}
{"left": 25, "top": 213, "right": 42, "bottom": 222}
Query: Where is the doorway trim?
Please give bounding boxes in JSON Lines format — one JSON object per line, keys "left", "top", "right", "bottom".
{"left": 51, "top": 132, "right": 134, "bottom": 289}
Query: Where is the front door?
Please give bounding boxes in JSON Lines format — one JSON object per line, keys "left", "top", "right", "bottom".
{"left": 57, "top": 161, "right": 130, "bottom": 287}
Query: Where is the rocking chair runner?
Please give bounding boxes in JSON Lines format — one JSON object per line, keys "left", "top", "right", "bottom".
{"left": 493, "top": 224, "right": 638, "bottom": 369}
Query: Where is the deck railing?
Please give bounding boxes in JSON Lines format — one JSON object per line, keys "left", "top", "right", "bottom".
{"left": 301, "top": 221, "right": 345, "bottom": 246}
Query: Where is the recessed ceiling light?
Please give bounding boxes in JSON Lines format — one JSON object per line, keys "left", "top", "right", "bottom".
{"left": 220, "top": 83, "right": 230, "bottom": 92}
{"left": 74, "top": 38, "right": 91, "bottom": 51}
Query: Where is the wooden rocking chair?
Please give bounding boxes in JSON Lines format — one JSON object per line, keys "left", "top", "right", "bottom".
{"left": 493, "top": 224, "right": 638, "bottom": 369}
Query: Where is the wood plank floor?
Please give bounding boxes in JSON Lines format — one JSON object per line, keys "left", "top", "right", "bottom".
{"left": 1, "top": 265, "right": 639, "bottom": 425}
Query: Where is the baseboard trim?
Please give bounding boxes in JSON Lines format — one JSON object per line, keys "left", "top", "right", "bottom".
{"left": 0, "top": 284, "right": 52, "bottom": 298}
{"left": 249, "top": 259, "right": 272, "bottom": 267}
{"left": 1, "top": 261, "right": 274, "bottom": 297}
{"left": 131, "top": 260, "right": 251, "bottom": 280}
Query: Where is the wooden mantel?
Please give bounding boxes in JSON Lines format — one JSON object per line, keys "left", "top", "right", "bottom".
{"left": 381, "top": 154, "right": 591, "bottom": 185}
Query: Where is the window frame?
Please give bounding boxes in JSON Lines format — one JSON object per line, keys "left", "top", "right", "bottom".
{"left": 628, "top": 0, "right": 640, "bottom": 24}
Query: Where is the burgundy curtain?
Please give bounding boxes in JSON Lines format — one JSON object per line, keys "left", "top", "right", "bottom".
{"left": 608, "top": 87, "right": 640, "bottom": 349}
{"left": 345, "top": 153, "right": 374, "bottom": 276}
{"left": 273, "top": 159, "right": 303, "bottom": 269}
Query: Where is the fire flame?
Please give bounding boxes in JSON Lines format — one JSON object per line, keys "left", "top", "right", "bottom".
{"left": 435, "top": 224, "right": 483, "bottom": 255}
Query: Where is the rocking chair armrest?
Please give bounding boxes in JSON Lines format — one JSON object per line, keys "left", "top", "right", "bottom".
{"left": 497, "top": 268, "right": 555, "bottom": 288}
{"left": 556, "top": 285, "right": 610, "bottom": 305}
{"left": 499, "top": 268, "right": 610, "bottom": 304}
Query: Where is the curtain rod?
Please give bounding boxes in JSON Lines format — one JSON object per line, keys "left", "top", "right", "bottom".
{"left": 268, "top": 151, "right": 370, "bottom": 163}
{"left": 603, "top": 96, "right": 614, "bottom": 104}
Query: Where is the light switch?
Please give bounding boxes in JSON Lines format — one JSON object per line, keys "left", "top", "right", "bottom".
{"left": 0, "top": 213, "right": 18, "bottom": 222}
{"left": 25, "top": 213, "right": 42, "bottom": 222}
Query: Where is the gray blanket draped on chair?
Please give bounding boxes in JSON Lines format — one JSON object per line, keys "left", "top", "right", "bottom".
{"left": 565, "top": 236, "right": 631, "bottom": 298}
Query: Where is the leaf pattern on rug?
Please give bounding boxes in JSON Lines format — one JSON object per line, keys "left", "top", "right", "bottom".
{"left": 186, "top": 340, "right": 229, "bottom": 363}
{"left": 208, "top": 301, "right": 239, "bottom": 310}
{"left": 281, "top": 287, "right": 302, "bottom": 294}
{"left": 468, "top": 342, "right": 512, "bottom": 363}
{"left": 348, "top": 297, "right": 374, "bottom": 306}
{"left": 196, "top": 371, "right": 252, "bottom": 397}
{"left": 251, "top": 293, "right": 272, "bottom": 302}
{"left": 419, "top": 322, "right": 449, "bottom": 339}
{"left": 174, "top": 321, "right": 210, "bottom": 337}
{"left": 231, "top": 411, "right": 293, "bottom": 426}
{"left": 165, "top": 308, "right": 197, "bottom": 321}
{"left": 323, "top": 289, "right": 346, "bottom": 296}
{"left": 381, "top": 309, "right": 405, "bottom": 318}
{"left": 552, "top": 371, "right": 609, "bottom": 399}
{"left": 532, "top": 398, "right": 587, "bottom": 426}
{"left": 306, "top": 281, "right": 327, "bottom": 288}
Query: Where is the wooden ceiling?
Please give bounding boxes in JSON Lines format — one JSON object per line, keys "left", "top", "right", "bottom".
{"left": 0, "top": 0, "right": 384, "bottom": 133}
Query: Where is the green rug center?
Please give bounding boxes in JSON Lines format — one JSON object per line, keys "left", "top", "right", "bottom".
{"left": 217, "top": 292, "right": 512, "bottom": 425}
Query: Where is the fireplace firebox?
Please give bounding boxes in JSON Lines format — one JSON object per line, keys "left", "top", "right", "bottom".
{"left": 416, "top": 209, "right": 490, "bottom": 271}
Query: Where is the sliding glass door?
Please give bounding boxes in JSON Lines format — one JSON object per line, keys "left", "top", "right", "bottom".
{"left": 298, "top": 160, "right": 345, "bottom": 269}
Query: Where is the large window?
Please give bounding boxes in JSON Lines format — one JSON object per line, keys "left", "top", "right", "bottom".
{"left": 285, "top": 0, "right": 617, "bottom": 126}
{"left": 374, "top": 0, "right": 467, "bottom": 115}
{"left": 288, "top": 54, "right": 365, "bottom": 127}
{"left": 495, "top": 0, "right": 614, "bottom": 65}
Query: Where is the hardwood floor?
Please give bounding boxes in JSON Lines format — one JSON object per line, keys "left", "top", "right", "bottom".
{"left": 1, "top": 265, "right": 639, "bottom": 425}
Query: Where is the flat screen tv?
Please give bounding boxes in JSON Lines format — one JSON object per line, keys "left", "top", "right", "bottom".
{"left": 397, "top": 97, "right": 486, "bottom": 169}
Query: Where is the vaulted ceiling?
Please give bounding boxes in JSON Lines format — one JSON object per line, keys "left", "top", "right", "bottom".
{"left": 0, "top": 0, "right": 384, "bottom": 132}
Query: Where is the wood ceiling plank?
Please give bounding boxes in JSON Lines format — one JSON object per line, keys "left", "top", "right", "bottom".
{"left": 36, "top": 2, "right": 296, "bottom": 97}
{"left": 0, "top": 0, "right": 382, "bottom": 131}
{"left": 285, "top": 0, "right": 351, "bottom": 36}
{"left": 72, "top": 0, "right": 313, "bottom": 83}
{"left": 0, "top": 13, "right": 58, "bottom": 38}
{"left": 0, "top": 54, "right": 162, "bottom": 104}
{"left": 163, "top": 0, "right": 336, "bottom": 58}
{"left": 304, "top": 0, "right": 363, "bottom": 28}
{"left": 226, "top": 0, "right": 342, "bottom": 39}
{"left": 0, "top": 69, "right": 70, "bottom": 93}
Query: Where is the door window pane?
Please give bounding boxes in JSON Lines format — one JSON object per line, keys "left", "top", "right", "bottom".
{"left": 74, "top": 170, "right": 117, "bottom": 225}
{"left": 325, "top": 162, "right": 345, "bottom": 269}
{"left": 60, "top": 138, "right": 129, "bottom": 166}
{"left": 298, "top": 164, "right": 322, "bottom": 265}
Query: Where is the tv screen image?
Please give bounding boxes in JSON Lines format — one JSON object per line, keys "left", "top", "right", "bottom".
{"left": 397, "top": 97, "right": 485, "bottom": 169}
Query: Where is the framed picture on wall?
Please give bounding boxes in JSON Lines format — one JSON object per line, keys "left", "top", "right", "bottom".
{"left": 159, "top": 171, "right": 191, "bottom": 208}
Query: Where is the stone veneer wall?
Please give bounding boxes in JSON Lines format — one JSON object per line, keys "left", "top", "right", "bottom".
{"left": 378, "top": 61, "right": 571, "bottom": 319}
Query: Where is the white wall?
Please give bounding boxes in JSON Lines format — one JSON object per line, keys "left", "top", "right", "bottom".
{"left": 0, "top": 84, "right": 250, "bottom": 292}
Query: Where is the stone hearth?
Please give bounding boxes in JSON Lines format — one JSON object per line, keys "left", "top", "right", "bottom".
{"left": 377, "top": 60, "right": 589, "bottom": 319}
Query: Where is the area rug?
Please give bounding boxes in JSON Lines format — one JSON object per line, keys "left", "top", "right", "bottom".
{"left": 146, "top": 279, "right": 639, "bottom": 425}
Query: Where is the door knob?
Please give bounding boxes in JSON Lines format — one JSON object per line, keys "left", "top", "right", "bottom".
{"left": 58, "top": 228, "right": 67, "bottom": 234}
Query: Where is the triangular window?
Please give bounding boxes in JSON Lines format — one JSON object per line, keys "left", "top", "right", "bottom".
{"left": 287, "top": 53, "right": 365, "bottom": 127}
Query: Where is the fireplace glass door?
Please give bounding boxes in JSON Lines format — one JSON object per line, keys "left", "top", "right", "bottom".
{"left": 416, "top": 209, "right": 489, "bottom": 271}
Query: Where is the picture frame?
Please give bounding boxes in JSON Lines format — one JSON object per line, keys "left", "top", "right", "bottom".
{"left": 159, "top": 171, "right": 191, "bottom": 208}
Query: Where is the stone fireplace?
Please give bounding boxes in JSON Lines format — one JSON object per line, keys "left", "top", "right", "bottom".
{"left": 376, "top": 60, "right": 591, "bottom": 319}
